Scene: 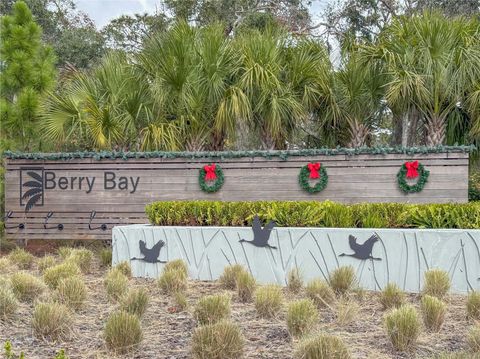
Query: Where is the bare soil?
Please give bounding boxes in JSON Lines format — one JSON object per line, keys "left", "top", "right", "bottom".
{"left": 0, "top": 255, "right": 474, "bottom": 359}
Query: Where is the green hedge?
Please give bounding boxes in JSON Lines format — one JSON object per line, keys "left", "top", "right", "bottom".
{"left": 145, "top": 200, "right": 480, "bottom": 229}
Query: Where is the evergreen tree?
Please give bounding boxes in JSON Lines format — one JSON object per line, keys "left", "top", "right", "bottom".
{"left": 0, "top": 0, "right": 56, "bottom": 151}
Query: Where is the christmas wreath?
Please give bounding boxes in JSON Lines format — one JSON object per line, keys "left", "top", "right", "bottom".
{"left": 299, "top": 162, "right": 328, "bottom": 193}
{"left": 199, "top": 163, "right": 224, "bottom": 193}
{"left": 397, "top": 160, "right": 429, "bottom": 193}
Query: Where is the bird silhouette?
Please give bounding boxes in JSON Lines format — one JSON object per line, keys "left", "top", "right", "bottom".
{"left": 339, "top": 234, "right": 381, "bottom": 260}
{"left": 239, "top": 215, "right": 277, "bottom": 249}
{"left": 131, "top": 240, "right": 166, "bottom": 263}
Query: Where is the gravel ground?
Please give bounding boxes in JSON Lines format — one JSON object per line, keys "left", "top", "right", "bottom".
{"left": 0, "top": 255, "right": 475, "bottom": 359}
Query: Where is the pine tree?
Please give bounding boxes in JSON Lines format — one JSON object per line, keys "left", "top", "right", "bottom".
{"left": 0, "top": 0, "right": 56, "bottom": 151}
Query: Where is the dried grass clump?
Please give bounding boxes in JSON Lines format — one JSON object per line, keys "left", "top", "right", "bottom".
{"left": 423, "top": 269, "right": 450, "bottom": 299}
{"left": 287, "top": 268, "right": 303, "bottom": 292}
{"left": 43, "top": 262, "right": 81, "bottom": 289}
{"left": 100, "top": 249, "right": 112, "bottom": 267}
{"left": 32, "top": 302, "right": 73, "bottom": 340}
{"left": 10, "top": 272, "right": 45, "bottom": 302}
{"left": 104, "top": 310, "right": 143, "bottom": 354}
{"left": 0, "top": 287, "right": 18, "bottom": 319}
{"left": 468, "top": 324, "right": 480, "bottom": 352}
{"left": 120, "top": 288, "right": 149, "bottom": 318}
{"left": 294, "top": 333, "right": 351, "bottom": 359}
{"left": 467, "top": 291, "right": 480, "bottom": 320}
{"left": 380, "top": 283, "right": 406, "bottom": 310}
{"left": 306, "top": 279, "right": 335, "bottom": 308}
{"left": 329, "top": 266, "right": 356, "bottom": 295}
{"left": 158, "top": 268, "right": 187, "bottom": 295}
{"left": 336, "top": 299, "right": 360, "bottom": 326}
{"left": 113, "top": 261, "right": 132, "bottom": 278}
{"left": 0, "top": 257, "right": 11, "bottom": 272}
{"left": 194, "top": 294, "right": 231, "bottom": 325}
{"left": 286, "top": 299, "right": 319, "bottom": 338}
{"left": 434, "top": 353, "right": 480, "bottom": 359}
{"left": 254, "top": 285, "right": 283, "bottom": 318}
{"left": 8, "top": 248, "right": 34, "bottom": 269}
{"left": 57, "top": 246, "right": 73, "bottom": 259}
{"left": 420, "top": 295, "right": 446, "bottom": 332}
{"left": 236, "top": 270, "right": 256, "bottom": 302}
{"left": 37, "top": 255, "right": 57, "bottom": 273}
{"left": 164, "top": 259, "right": 188, "bottom": 277}
{"left": 56, "top": 276, "right": 87, "bottom": 311}
{"left": 66, "top": 248, "right": 94, "bottom": 273}
{"left": 104, "top": 269, "right": 128, "bottom": 301}
{"left": 385, "top": 304, "right": 420, "bottom": 351}
{"left": 191, "top": 320, "right": 244, "bottom": 359}
{"left": 219, "top": 264, "right": 246, "bottom": 290}
{"left": 173, "top": 291, "right": 188, "bottom": 312}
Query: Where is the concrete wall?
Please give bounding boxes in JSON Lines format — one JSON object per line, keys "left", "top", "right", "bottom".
{"left": 112, "top": 225, "right": 480, "bottom": 294}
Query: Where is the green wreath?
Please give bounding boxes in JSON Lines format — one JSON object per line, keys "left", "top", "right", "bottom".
{"left": 397, "top": 161, "right": 429, "bottom": 193}
{"left": 199, "top": 164, "right": 224, "bottom": 193}
{"left": 299, "top": 163, "right": 328, "bottom": 193}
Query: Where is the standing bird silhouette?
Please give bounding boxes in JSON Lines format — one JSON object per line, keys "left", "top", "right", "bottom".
{"left": 339, "top": 234, "right": 381, "bottom": 260}
{"left": 131, "top": 240, "right": 166, "bottom": 263}
{"left": 239, "top": 215, "right": 277, "bottom": 249}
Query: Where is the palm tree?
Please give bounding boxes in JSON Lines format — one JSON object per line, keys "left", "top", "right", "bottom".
{"left": 361, "top": 12, "right": 480, "bottom": 146}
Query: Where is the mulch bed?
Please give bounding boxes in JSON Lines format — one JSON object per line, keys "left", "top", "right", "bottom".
{"left": 0, "top": 255, "right": 474, "bottom": 359}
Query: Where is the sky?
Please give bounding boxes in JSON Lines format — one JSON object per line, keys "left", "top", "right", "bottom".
{"left": 74, "top": 0, "right": 329, "bottom": 29}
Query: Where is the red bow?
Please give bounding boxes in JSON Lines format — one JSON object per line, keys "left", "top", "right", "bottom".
{"left": 307, "top": 162, "right": 321, "bottom": 179}
{"left": 405, "top": 161, "right": 419, "bottom": 178}
{"left": 204, "top": 164, "right": 217, "bottom": 181}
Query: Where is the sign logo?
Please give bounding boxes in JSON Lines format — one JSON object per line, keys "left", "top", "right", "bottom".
{"left": 20, "top": 167, "right": 44, "bottom": 213}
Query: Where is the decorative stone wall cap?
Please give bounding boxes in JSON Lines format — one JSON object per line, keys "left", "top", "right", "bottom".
{"left": 3, "top": 145, "right": 475, "bottom": 161}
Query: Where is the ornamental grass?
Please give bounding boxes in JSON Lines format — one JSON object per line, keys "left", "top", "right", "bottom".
{"left": 219, "top": 264, "right": 247, "bottom": 290}
{"left": 286, "top": 299, "right": 319, "bottom": 338}
{"left": 43, "top": 262, "right": 81, "bottom": 289}
{"left": 104, "top": 310, "right": 143, "bottom": 354}
{"left": 422, "top": 269, "right": 451, "bottom": 299}
{"left": 0, "top": 287, "right": 18, "bottom": 319}
{"left": 236, "top": 270, "right": 256, "bottom": 302}
{"left": 194, "top": 294, "right": 231, "bottom": 325}
{"left": 306, "top": 279, "right": 335, "bottom": 308}
{"left": 294, "top": 333, "right": 351, "bottom": 359}
{"left": 380, "top": 283, "right": 406, "bottom": 310}
{"left": 467, "top": 291, "right": 480, "bottom": 320}
{"left": 56, "top": 276, "right": 87, "bottom": 311}
{"left": 104, "top": 269, "right": 129, "bottom": 301}
{"left": 7, "top": 248, "right": 34, "bottom": 270}
{"left": 329, "top": 266, "right": 356, "bottom": 295}
{"left": 191, "top": 320, "right": 244, "bottom": 359}
{"left": 385, "top": 305, "right": 421, "bottom": 351}
{"left": 32, "top": 302, "right": 73, "bottom": 340}
{"left": 120, "top": 287, "right": 149, "bottom": 318}
{"left": 287, "top": 267, "right": 303, "bottom": 292}
{"left": 254, "top": 285, "right": 283, "bottom": 318}
{"left": 10, "top": 272, "right": 46, "bottom": 302}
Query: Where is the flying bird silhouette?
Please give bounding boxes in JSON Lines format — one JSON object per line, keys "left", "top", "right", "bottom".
{"left": 339, "top": 234, "right": 381, "bottom": 260}
{"left": 131, "top": 240, "right": 166, "bottom": 263}
{"left": 239, "top": 215, "right": 277, "bottom": 249}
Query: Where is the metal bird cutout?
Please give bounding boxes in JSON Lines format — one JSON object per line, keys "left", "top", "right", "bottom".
{"left": 239, "top": 215, "right": 277, "bottom": 249}
{"left": 339, "top": 234, "right": 381, "bottom": 261}
{"left": 131, "top": 240, "right": 166, "bottom": 263}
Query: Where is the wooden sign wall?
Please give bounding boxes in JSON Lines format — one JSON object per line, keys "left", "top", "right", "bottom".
{"left": 3, "top": 150, "right": 470, "bottom": 242}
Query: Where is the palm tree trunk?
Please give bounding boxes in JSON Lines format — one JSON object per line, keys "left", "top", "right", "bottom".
{"left": 425, "top": 114, "right": 446, "bottom": 146}
{"left": 348, "top": 119, "right": 369, "bottom": 148}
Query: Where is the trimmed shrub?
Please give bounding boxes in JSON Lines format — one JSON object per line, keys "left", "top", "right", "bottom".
{"left": 56, "top": 276, "right": 87, "bottom": 311}
{"left": 104, "top": 269, "right": 128, "bottom": 301}
{"left": 254, "top": 285, "right": 283, "bottom": 318}
{"left": 194, "top": 294, "right": 231, "bottom": 325}
{"left": 32, "top": 302, "right": 73, "bottom": 340}
{"left": 164, "top": 259, "right": 188, "bottom": 277}
{"left": 236, "top": 270, "right": 256, "bottom": 302}
{"left": 468, "top": 324, "right": 480, "bottom": 352}
{"left": 37, "top": 255, "right": 57, "bottom": 273}
{"left": 100, "top": 248, "right": 112, "bottom": 267}
{"left": 120, "top": 288, "right": 149, "bottom": 318}
{"left": 7, "top": 248, "right": 34, "bottom": 269}
{"left": 158, "top": 268, "right": 187, "bottom": 295}
{"left": 306, "top": 279, "right": 335, "bottom": 308}
{"left": 0, "top": 287, "right": 18, "bottom": 319}
{"left": 191, "top": 320, "right": 244, "bottom": 359}
{"left": 219, "top": 264, "right": 246, "bottom": 290}
{"left": 66, "top": 248, "right": 94, "bottom": 273}
{"left": 423, "top": 269, "right": 451, "bottom": 299}
{"left": 43, "top": 262, "right": 81, "bottom": 289}
{"left": 336, "top": 299, "right": 359, "bottom": 326}
{"left": 380, "top": 283, "right": 406, "bottom": 310}
{"left": 420, "top": 295, "right": 446, "bottom": 332}
{"left": 10, "top": 272, "right": 45, "bottom": 302}
{"left": 286, "top": 299, "right": 318, "bottom": 337}
{"left": 287, "top": 267, "right": 303, "bottom": 292}
{"left": 104, "top": 310, "right": 143, "bottom": 354}
{"left": 329, "top": 266, "right": 356, "bottom": 295}
{"left": 113, "top": 261, "right": 132, "bottom": 278}
{"left": 294, "top": 333, "right": 351, "bottom": 359}
{"left": 467, "top": 291, "right": 480, "bottom": 320}
{"left": 385, "top": 305, "right": 420, "bottom": 351}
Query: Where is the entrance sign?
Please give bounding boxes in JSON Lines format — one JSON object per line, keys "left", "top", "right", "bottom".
{"left": 3, "top": 148, "right": 470, "bottom": 242}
